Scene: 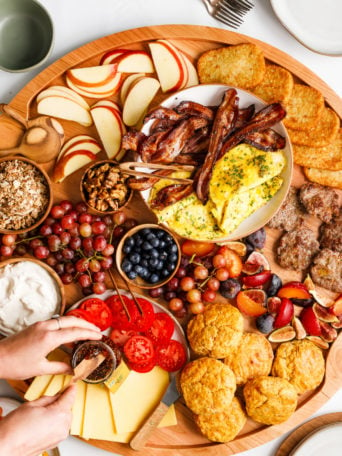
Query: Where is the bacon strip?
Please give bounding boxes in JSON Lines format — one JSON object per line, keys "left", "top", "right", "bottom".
{"left": 175, "top": 101, "right": 214, "bottom": 121}
{"left": 244, "top": 128, "right": 286, "bottom": 151}
{"left": 150, "top": 184, "right": 193, "bottom": 210}
{"left": 196, "top": 88, "right": 239, "bottom": 203}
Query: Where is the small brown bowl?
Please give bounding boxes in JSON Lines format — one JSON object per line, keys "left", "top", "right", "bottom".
{"left": 80, "top": 159, "right": 132, "bottom": 215}
{"left": 0, "top": 257, "right": 65, "bottom": 336}
{"left": 116, "top": 223, "right": 181, "bottom": 289}
{"left": 0, "top": 156, "right": 53, "bottom": 234}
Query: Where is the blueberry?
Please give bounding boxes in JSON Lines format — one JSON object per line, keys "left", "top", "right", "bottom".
{"left": 121, "top": 259, "right": 132, "bottom": 273}
{"left": 156, "top": 230, "right": 165, "bottom": 238}
{"left": 129, "top": 252, "right": 141, "bottom": 264}
{"left": 134, "top": 264, "right": 144, "bottom": 275}
{"left": 159, "top": 250, "right": 168, "bottom": 261}
{"left": 155, "top": 260, "right": 165, "bottom": 270}
{"left": 169, "top": 243, "right": 178, "bottom": 253}
{"left": 169, "top": 253, "right": 178, "bottom": 263}
{"left": 134, "top": 235, "right": 143, "bottom": 246}
{"left": 159, "top": 240, "right": 166, "bottom": 249}
{"left": 142, "top": 241, "right": 153, "bottom": 250}
{"left": 140, "top": 268, "right": 150, "bottom": 280}
{"left": 256, "top": 313, "right": 275, "bottom": 334}
{"left": 149, "top": 258, "right": 159, "bottom": 268}
{"left": 123, "top": 244, "right": 132, "bottom": 254}
{"left": 125, "top": 237, "right": 135, "bottom": 247}
{"left": 161, "top": 269, "right": 170, "bottom": 277}
{"left": 140, "top": 258, "right": 149, "bottom": 268}
{"left": 149, "top": 273, "right": 160, "bottom": 283}
{"left": 167, "top": 262, "right": 176, "bottom": 272}
{"left": 146, "top": 232, "right": 156, "bottom": 241}
{"left": 127, "top": 270, "right": 138, "bottom": 280}
{"left": 150, "top": 248, "right": 159, "bottom": 258}
{"left": 150, "top": 238, "right": 160, "bottom": 248}
{"left": 141, "top": 228, "right": 151, "bottom": 236}
{"left": 164, "top": 234, "right": 173, "bottom": 244}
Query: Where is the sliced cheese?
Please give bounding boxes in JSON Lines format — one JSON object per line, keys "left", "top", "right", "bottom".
{"left": 82, "top": 383, "right": 117, "bottom": 441}
{"left": 109, "top": 366, "right": 177, "bottom": 434}
{"left": 70, "top": 380, "right": 86, "bottom": 436}
{"left": 44, "top": 374, "right": 65, "bottom": 396}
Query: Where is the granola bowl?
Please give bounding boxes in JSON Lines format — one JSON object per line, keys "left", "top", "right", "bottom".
{"left": 80, "top": 159, "right": 132, "bottom": 215}
{"left": 0, "top": 156, "right": 53, "bottom": 234}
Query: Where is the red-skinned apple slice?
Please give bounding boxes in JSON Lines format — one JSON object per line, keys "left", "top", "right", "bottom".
{"left": 123, "top": 76, "right": 160, "bottom": 127}
{"left": 182, "top": 52, "right": 199, "bottom": 88}
{"left": 113, "top": 51, "right": 154, "bottom": 73}
{"left": 100, "top": 49, "right": 129, "bottom": 65}
{"left": 157, "top": 40, "right": 189, "bottom": 89}
{"left": 91, "top": 99, "right": 121, "bottom": 113}
{"left": 91, "top": 103, "right": 126, "bottom": 159}
{"left": 148, "top": 40, "right": 186, "bottom": 93}
{"left": 57, "top": 135, "right": 102, "bottom": 162}
{"left": 66, "top": 72, "right": 122, "bottom": 98}
{"left": 53, "top": 150, "right": 97, "bottom": 183}
{"left": 37, "top": 96, "right": 92, "bottom": 127}
{"left": 120, "top": 73, "right": 145, "bottom": 104}
{"left": 66, "top": 64, "right": 117, "bottom": 88}
{"left": 37, "top": 85, "right": 90, "bottom": 110}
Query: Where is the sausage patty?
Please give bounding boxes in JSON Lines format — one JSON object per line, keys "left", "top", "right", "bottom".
{"left": 310, "top": 248, "right": 342, "bottom": 293}
{"left": 277, "top": 227, "right": 319, "bottom": 271}
{"left": 320, "top": 212, "right": 342, "bottom": 252}
{"left": 268, "top": 186, "right": 305, "bottom": 231}
{"left": 299, "top": 182, "right": 340, "bottom": 223}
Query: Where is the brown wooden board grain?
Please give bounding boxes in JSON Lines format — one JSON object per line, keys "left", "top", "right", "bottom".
{"left": 3, "top": 25, "right": 342, "bottom": 455}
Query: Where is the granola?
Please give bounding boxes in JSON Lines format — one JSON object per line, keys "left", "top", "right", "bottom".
{"left": 82, "top": 162, "right": 130, "bottom": 212}
{"left": 0, "top": 159, "right": 49, "bottom": 230}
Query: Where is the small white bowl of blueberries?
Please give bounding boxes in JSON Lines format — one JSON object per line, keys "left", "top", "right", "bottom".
{"left": 116, "top": 224, "right": 181, "bottom": 289}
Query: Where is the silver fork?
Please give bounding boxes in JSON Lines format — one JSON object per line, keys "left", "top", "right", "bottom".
{"left": 202, "top": 0, "right": 254, "bottom": 28}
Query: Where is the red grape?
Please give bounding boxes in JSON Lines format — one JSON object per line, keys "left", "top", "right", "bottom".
{"left": 2, "top": 234, "right": 17, "bottom": 246}
{"left": 59, "top": 200, "right": 73, "bottom": 213}
{"left": 50, "top": 205, "right": 65, "bottom": 219}
{"left": 34, "top": 246, "right": 49, "bottom": 259}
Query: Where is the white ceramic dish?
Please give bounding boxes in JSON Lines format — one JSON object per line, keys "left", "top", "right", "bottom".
{"left": 140, "top": 84, "right": 292, "bottom": 242}
{"left": 271, "top": 0, "right": 342, "bottom": 56}
{"left": 290, "top": 422, "right": 342, "bottom": 455}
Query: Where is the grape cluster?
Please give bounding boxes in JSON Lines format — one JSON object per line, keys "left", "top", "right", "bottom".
{"left": 148, "top": 252, "right": 239, "bottom": 317}
{"left": 0, "top": 200, "right": 137, "bottom": 295}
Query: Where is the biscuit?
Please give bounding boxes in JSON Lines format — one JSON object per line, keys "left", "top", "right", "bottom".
{"left": 304, "top": 167, "right": 342, "bottom": 190}
{"left": 197, "top": 43, "right": 265, "bottom": 90}
{"left": 187, "top": 303, "right": 244, "bottom": 358}
{"left": 288, "top": 107, "right": 339, "bottom": 147}
{"left": 272, "top": 339, "right": 325, "bottom": 394}
{"left": 243, "top": 376, "right": 298, "bottom": 425}
{"left": 252, "top": 64, "right": 294, "bottom": 104}
{"left": 283, "top": 84, "right": 324, "bottom": 131}
{"left": 194, "top": 397, "right": 247, "bottom": 442}
{"left": 180, "top": 357, "right": 236, "bottom": 415}
{"left": 223, "top": 332, "right": 274, "bottom": 385}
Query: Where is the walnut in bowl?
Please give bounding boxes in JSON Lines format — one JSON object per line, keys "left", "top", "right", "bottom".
{"left": 80, "top": 160, "right": 132, "bottom": 215}
{"left": 0, "top": 156, "right": 52, "bottom": 234}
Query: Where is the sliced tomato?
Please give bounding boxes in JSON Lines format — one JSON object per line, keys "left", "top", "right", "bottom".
{"left": 79, "top": 297, "right": 112, "bottom": 331}
{"left": 156, "top": 340, "right": 187, "bottom": 372}
{"left": 131, "top": 297, "right": 155, "bottom": 332}
{"left": 145, "top": 312, "right": 174, "bottom": 345}
{"left": 109, "top": 328, "right": 138, "bottom": 347}
{"left": 123, "top": 335, "right": 155, "bottom": 365}
{"left": 105, "top": 294, "right": 139, "bottom": 330}
{"left": 66, "top": 308, "right": 93, "bottom": 323}
{"left": 181, "top": 240, "right": 215, "bottom": 257}
{"left": 128, "top": 357, "right": 156, "bottom": 373}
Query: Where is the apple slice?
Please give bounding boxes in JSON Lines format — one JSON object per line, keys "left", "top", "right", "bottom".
{"left": 37, "top": 96, "right": 93, "bottom": 127}
{"left": 66, "top": 72, "right": 122, "bottom": 98}
{"left": 148, "top": 40, "right": 187, "bottom": 93}
{"left": 66, "top": 64, "right": 118, "bottom": 88}
{"left": 182, "top": 53, "right": 199, "bottom": 88}
{"left": 113, "top": 51, "right": 154, "bottom": 73}
{"left": 122, "top": 76, "right": 160, "bottom": 127}
{"left": 100, "top": 49, "right": 130, "bottom": 65}
{"left": 53, "top": 150, "right": 97, "bottom": 183}
{"left": 120, "top": 73, "right": 145, "bottom": 104}
{"left": 157, "top": 40, "right": 189, "bottom": 89}
{"left": 37, "top": 85, "right": 90, "bottom": 110}
{"left": 57, "top": 135, "right": 102, "bottom": 162}
{"left": 91, "top": 103, "right": 126, "bottom": 160}
{"left": 90, "top": 99, "right": 121, "bottom": 113}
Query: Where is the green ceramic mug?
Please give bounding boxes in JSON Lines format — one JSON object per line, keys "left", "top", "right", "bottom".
{"left": 0, "top": 0, "right": 53, "bottom": 72}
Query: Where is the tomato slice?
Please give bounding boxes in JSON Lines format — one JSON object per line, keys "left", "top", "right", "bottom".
{"left": 128, "top": 357, "right": 156, "bottom": 373}
{"left": 156, "top": 340, "right": 187, "bottom": 372}
{"left": 66, "top": 308, "right": 93, "bottom": 323}
{"left": 79, "top": 297, "right": 112, "bottom": 331}
{"left": 109, "top": 328, "right": 138, "bottom": 347}
{"left": 145, "top": 312, "right": 174, "bottom": 345}
{"left": 123, "top": 335, "right": 155, "bottom": 365}
{"left": 131, "top": 298, "right": 155, "bottom": 332}
{"left": 105, "top": 294, "right": 138, "bottom": 330}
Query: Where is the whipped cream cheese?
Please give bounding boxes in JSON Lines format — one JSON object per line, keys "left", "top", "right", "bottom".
{"left": 0, "top": 261, "right": 62, "bottom": 335}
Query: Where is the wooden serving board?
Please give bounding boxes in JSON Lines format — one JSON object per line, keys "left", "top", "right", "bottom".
{"left": 3, "top": 25, "right": 342, "bottom": 456}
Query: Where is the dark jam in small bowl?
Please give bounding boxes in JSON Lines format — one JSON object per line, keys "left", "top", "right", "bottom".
{"left": 71, "top": 336, "right": 121, "bottom": 384}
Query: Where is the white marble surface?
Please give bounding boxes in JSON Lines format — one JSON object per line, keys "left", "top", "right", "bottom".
{"left": 0, "top": 1, "right": 341, "bottom": 455}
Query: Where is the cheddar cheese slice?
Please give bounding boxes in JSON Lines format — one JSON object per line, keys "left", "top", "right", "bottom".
{"left": 70, "top": 380, "right": 86, "bottom": 436}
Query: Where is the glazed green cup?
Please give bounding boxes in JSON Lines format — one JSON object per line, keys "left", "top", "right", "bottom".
{"left": 0, "top": 0, "right": 53, "bottom": 72}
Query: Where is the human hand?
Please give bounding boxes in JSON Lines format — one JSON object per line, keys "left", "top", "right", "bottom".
{"left": 0, "top": 385, "right": 76, "bottom": 456}
{"left": 0, "top": 316, "right": 102, "bottom": 380}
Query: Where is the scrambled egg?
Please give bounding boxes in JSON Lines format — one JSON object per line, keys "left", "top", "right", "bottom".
{"left": 150, "top": 144, "right": 286, "bottom": 240}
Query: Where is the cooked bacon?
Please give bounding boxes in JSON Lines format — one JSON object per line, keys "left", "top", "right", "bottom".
{"left": 149, "top": 118, "right": 179, "bottom": 134}
{"left": 127, "top": 168, "right": 173, "bottom": 191}
{"left": 196, "top": 88, "right": 239, "bottom": 203}
{"left": 244, "top": 128, "right": 286, "bottom": 151}
{"left": 235, "top": 104, "right": 255, "bottom": 128}
{"left": 173, "top": 152, "right": 206, "bottom": 165}
{"left": 150, "top": 184, "right": 193, "bottom": 210}
{"left": 152, "top": 117, "right": 209, "bottom": 163}
{"left": 121, "top": 130, "right": 146, "bottom": 153}
{"left": 181, "top": 127, "right": 210, "bottom": 155}
{"left": 175, "top": 101, "right": 215, "bottom": 121}
{"left": 144, "top": 107, "right": 184, "bottom": 123}
{"left": 139, "top": 129, "right": 173, "bottom": 162}
{"left": 218, "top": 102, "right": 287, "bottom": 159}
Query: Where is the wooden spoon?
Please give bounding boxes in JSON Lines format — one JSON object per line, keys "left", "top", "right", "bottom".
{"left": 0, "top": 104, "right": 64, "bottom": 163}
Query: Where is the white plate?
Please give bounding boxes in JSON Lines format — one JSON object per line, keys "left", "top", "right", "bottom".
{"left": 140, "top": 84, "right": 292, "bottom": 242}
{"left": 271, "top": 0, "right": 342, "bottom": 56}
{"left": 290, "top": 422, "right": 342, "bottom": 455}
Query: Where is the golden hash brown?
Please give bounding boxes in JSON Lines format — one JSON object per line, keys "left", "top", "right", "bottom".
{"left": 223, "top": 332, "right": 274, "bottom": 385}
{"left": 197, "top": 43, "right": 265, "bottom": 90}
{"left": 304, "top": 167, "right": 342, "bottom": 189}
{"left": 243, "top": 376, "right": 298, "bottom": 425}
{"left": 283, "top": 83, "right": 324, "bottom": 130}
{"left": 252, "top": 64, "right": 294, "bottom": 104}
{"left": 293, "top": 128, "right": 342, "bottom": 170}
{"left": 194, "top": 397, "right": 247, "bottom": 443}
{"left": 180, "top": 357, "right": 236, "bottom": 415}
{"left": 272, "top": 339, "right": 325, "bottom": 394}
{"left": 288, "top": 107, "right": 339, "bottom": 147}
{"left": 187, "top": 303, "right": 244, "bottom": 358}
